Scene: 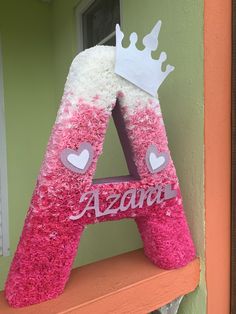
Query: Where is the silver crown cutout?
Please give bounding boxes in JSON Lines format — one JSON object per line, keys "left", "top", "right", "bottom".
{"left": 115, "top": 20, "right": 175, "bottom": 97}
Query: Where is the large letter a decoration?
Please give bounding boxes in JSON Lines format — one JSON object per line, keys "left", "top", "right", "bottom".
{"left": 5, "top": 22, "right": 196, "bottom": 308}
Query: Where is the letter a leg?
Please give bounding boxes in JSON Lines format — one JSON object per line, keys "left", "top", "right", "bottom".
{"left": 5, "top": 216, "right": 85, "bottom": 307}
{"left": 135, "top": 206, "right": 196, "bottom": 269}
{"left": 4, "top": 97, "right": 108, "bottom": 307}
{"left": 5, "top": 50, "right": 114, "bottom": 308}
{"left": 4, "top": 96, "right": 102, "bottom": 307}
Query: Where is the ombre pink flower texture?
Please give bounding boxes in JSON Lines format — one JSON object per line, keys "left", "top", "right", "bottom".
{"left": 5, "top": 46, "right": 196, "bottom": 307}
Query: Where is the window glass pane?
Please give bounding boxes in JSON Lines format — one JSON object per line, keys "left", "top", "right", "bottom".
{"left": 82, "top": 0, "right": 120, "bottom": 49}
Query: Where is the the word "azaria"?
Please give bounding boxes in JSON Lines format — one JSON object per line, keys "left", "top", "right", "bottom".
{"left": 69, "top": 184, "right": 177, "bottom": 220}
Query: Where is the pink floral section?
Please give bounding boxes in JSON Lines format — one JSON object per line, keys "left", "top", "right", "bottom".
{"left": 5, "top": 97, "right": 195, "bottom": 307}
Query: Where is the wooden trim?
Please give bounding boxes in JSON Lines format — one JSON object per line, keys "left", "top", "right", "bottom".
{"left": 232, "top": 1, "right": 236, "bottom": 312}
{"left": 204, "top": 0, "right": 231, "bottom": 313}
{"left": 0, "top": 249, "right": 200, "bottom": 314}
{"left": 75, "top": 0, "right": 95, "bottom": 52}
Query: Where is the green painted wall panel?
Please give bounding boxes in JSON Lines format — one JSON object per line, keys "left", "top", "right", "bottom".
{"left": 0, "top": 0, "right": 56, "bottom": 291}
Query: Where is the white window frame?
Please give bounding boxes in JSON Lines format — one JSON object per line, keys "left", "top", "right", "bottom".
{"left": 75, "top": 0, "right": 123, "bottom": 52}
{"left": 0, "top": 39, "right": 10, "bottom": 256}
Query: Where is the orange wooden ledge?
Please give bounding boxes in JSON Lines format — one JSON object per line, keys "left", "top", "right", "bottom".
{"left": 0, "top": 249, "right": 200, "bottom": 314}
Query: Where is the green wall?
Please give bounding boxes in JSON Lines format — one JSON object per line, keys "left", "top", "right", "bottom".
{"left": 0, "top": 0, "right": 205, "bottom": 313}
{"left": 0, "top": 0, "right": 56, "bottom": 290}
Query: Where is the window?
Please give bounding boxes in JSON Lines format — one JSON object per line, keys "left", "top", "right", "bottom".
{"left": 0, "top": 41, "right": 9, "bottom": 256}
{"left": 76, "top": 0, "right": 121, "bottom": 52}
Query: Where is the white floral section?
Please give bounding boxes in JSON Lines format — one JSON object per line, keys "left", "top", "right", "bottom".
{"left": 56, "top": 46, "right": 163, "bottom": 123}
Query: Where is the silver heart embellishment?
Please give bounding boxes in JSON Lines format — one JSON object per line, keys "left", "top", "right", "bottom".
{"left": 60, "top": 142, "right": 94, "bottom": 174}
{"left": 146, "top": 144, "right": 169, "bottom": 173}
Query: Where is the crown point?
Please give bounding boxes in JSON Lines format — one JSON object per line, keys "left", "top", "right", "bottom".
{"left": 152, "top": 20, "right": 162, "bottom": 35}
{"left": 116, "top": 24, "right": 124, "bottom": 45}
{"left": 159, "top": 52, "right": 167, "bottom": 62}
{"left": 116, "top": 24, "right": 120, "bottom": 32}
{"left": 142, "top": 20, "right": 162, "bottom": 51}
{"left": 130, "top": 32, "right": 138, "bottom": 45}
{"left": 166, "top": 64, "right": 175, "bottom": 73}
